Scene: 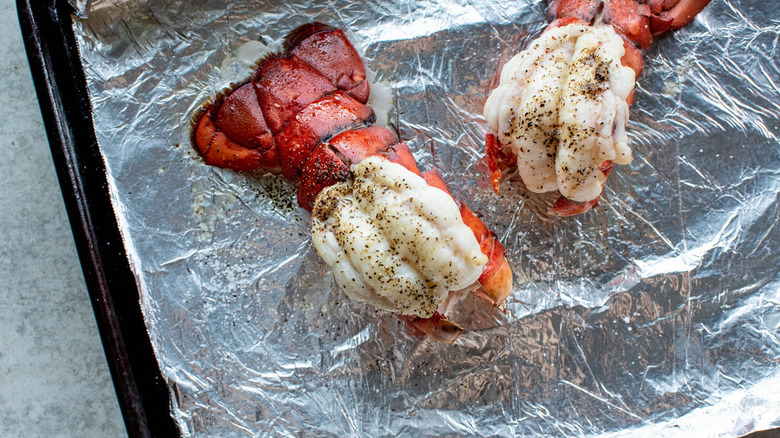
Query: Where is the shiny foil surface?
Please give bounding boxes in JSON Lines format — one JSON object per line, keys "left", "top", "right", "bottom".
{"left": 70, "top": 0, "right": 780, "bottom": 436}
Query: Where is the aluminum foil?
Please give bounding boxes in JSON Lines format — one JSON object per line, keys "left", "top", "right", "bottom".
{"left": 70, "top": 0, "right": 780, "bottom": 436}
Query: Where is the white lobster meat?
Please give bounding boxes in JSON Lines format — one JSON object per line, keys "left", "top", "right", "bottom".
{"left": 311, "top": 157, "right": 488, "bottom": 319}
{"left": 484, "top": 22, "right": 636, "bottom": 203}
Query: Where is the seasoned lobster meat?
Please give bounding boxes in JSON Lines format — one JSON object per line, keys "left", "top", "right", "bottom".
{"left": 556, "top": 25, "right": 635, "bottom": 202}
{"left": 484, "top": 0, "right": 711, "bottom": 215}
{"left": 312, "top": 157, "right": 488, "bottom": 319}
{"left": 192, "top": 23, "right": 514, "bottom": 343}
{"left": 484, "top": 22, "right": 636, "bottom": 203}
{"left": 420, "top": 168, "right": 513, "bottom": 308}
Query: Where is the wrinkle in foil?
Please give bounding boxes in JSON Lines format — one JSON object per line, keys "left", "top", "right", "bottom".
{"left": 70, "top": 0, "right": 780, "bottom": 436}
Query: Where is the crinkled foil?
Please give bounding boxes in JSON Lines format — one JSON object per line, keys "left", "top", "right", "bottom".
{"left": 70, "top": 0, "right": 780, "bottom": 436}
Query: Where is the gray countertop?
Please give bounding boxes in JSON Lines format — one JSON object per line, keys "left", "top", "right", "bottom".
{"left": 0, "top": 0, "right": 126, "bottom": 435}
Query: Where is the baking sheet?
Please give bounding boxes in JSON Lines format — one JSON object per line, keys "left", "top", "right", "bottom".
{"left": 70, "top": 0, "right": 780, "bottom": 436}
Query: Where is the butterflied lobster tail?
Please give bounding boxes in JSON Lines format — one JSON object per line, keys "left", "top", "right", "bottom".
{"left": 192, "top": 23, "right": 514, "bottom": 344}
{"left": 483, "top": 0, "right": 711, "bottom": 216}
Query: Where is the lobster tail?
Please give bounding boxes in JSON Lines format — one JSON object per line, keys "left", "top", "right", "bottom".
{"left": 484, "top": 0, "right": 712, "bottom": 216}
{"left": 191, "top": 23, "right": 514, "bottom": 342}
